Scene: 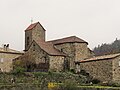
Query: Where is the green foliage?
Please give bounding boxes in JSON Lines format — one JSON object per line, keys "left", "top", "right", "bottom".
{"left": 70, "top": 69, "right": 75, "bottom": 73}
{"left": 91, "top": 79, "right": 100, "bottom": 84}
{"left": 57, "top": 80, "right": 79, "bottom": 90}
{"left": 0, "top": 71, "right": 89, "bottom": 89}
{"left": 107, "top": 81, "right": 120, "bottom": 87}
{"left": 93, "top": 38, "right": 120, "bottom": 56}
{"left": 12, "top": 67, "right": 26, "bottom": 75}
{"left": 80, "top": 70, "right": 89, "bottom": 76}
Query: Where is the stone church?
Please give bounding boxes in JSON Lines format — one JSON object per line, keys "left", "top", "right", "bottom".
{"left": 13, "top": 22, "right": 93, "bottom": 72}
{"left": 1, "top": 21, "right": 120, "bottom": 82}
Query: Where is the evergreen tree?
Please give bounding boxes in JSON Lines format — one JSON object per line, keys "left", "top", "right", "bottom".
{"left": 93, "top": 38, "right": 120, "bottom": 56}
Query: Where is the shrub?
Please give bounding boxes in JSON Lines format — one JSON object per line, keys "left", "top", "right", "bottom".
{"left": 12, "top": 67, "right": 26, "bottom": 75}
{"left": 91, "top": 79, "right": 100, "bottom": 84}
{"left": 80, "top": 70, "right": 89, "bottom": 76}
{"left": 70, "top": 69, "right": 75, "bottom": 73}
{"left": 57, "top": 80, "right": 79, "bottom": 90}
{"left": 107, "top": 81, "right": 120, "bottom": 87}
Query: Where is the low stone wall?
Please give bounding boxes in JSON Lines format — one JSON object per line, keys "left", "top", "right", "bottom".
{"left": 80, "top": 59, "right": 113, "bottom": 82}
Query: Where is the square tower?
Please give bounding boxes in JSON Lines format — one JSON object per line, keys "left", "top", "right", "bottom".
{"left": 25, "top": 22, "right": 46, "bottom": 51}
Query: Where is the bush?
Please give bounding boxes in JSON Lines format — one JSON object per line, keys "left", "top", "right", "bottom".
{"left": 107, "top": 81, "right": 120, "bottom": 87}
{"left": 57, "top": 80, "right": 79, "bottom": 90}
{"left": 80, "top": 70, "right": 89, "bottom": 76}
{"left": 12, "top": 67, "right": 26, "bottom": 75}
{"left": 70, "top": 69, "right": 75, "bottom": 73}
{"left": 91, "top": 79, "right": 100, "bottom": 84}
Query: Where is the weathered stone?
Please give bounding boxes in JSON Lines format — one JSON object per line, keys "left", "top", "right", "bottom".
{"left": 49, "top": 56, "right": 64, "bottom": 72}
{"left": 54, "top": 42, "right": 92, "bottom": 70}
{"left": 77, "top": 55, "right": 120, "bottom": 82}
{"left": 0, "top": 52, "right": 23, "bottom": 72}
{"left": 14, "top": 22, "right": 93, "bottom": 72}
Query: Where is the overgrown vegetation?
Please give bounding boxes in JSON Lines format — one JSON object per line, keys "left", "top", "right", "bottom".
{"left": 0, "top": 69, "right": 120, "bottom": 89}
{"left": 0, "top": 71, "right": 119, "bottom": 90}
{"left": 0, "top": 71, "right": 88, "bottom": 89}
{"left": 12, "top": 67, "right": 26, "bottom": 75}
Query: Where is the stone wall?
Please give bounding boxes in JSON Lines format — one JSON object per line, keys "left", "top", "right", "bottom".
{"left": 49, "top": 55, "right": 64, "bottom": 72}
{"left": 0, "top": 53, "right": 22, "bottom": 72}
{"left": 32, "top": 24, "right": 45, "bottom": 42}
{"left": 112, "top": 56, "right": 120, "bottom": 81}
{"left": 25, "top": 30, "right": 32, "bottom": 50}
{"left": 29, "top": 41, "right": 64, "bottom": 72}
{"left": 75, "top": 43, "right": 92, "bottom": 61}
{"left": 54, "top": 42, "right": 92, "bottom": 70}
{"left": 54, "top": 43, "right": 75, "bottom": 69}
{"left": 14, "top": 41, "right": 65, "bottom": 72}
{"left": 24, "top": 41, "right": 49, "bottom": 71}
{"left": 80, "top": 59, "right": 113, "bottom": 82}
{"left": 25, "top": 23, "right": 45, "bottom": 51}
{"left": 28, "top": 41, "right": 49, "bottom": 64}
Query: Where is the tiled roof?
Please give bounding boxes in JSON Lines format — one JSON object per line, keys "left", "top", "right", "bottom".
{"left": 79, "top": 53, "right": 120, "bottom": 63}
{"left": 0, "top": 47, "right": 24, "bottom": 54}
{"left": 34, "top": 40, "right": 66, "bottom": 56}
{"left": 25, "top": 22, "right": 46, "bottom": 31}
{"left": 48, "top": 36, "right": 88, "bottom": 45}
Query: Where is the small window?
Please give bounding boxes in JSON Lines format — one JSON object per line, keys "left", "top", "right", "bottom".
{"left": 44, "top": 57, "right": 47, "bottom": 63}
{"left": 33, "top": 44, "right": 35, "bottom": 51}
{"left": 119, "top": 61, "right": 120, "bottom": 66}
{"left": 42, "top": 56, "right": 47, "bottom": 63}
{"left": 61, "top": 49, "right": 63, "bottom": 52}
{"left": 27, "top": 37, "right": 29, "bottom": 46}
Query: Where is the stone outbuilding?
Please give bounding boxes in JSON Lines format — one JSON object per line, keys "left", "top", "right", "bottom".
{"left": 75, "top": 53, "right": 120, "bottom": 82}
{"left": 0, "top": 45, "right": 23, "bottom": 72}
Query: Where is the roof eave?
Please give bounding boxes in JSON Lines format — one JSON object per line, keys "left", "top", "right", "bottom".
{"left": 53, "top": 41, "right": 88, "bottom": 45}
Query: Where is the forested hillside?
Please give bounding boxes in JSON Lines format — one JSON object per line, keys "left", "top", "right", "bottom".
{"left": 93, "top": 38, "right": 120, "bottom": 56}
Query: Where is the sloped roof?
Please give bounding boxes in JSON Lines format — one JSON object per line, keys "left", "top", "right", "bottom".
{"left": 0, "top": 47, "right": 24, "bottom": 54}
{"left": 34, "top": 40, "right": 66, "bottom": 56}
{"left": 48, "top": 36, "right": 88, "bottom": 45}
{"left": 25, "top": 22, "right": 46, "bottom": 31}
{"left": 79, "top": 53, "right": 120, "bottom": 63}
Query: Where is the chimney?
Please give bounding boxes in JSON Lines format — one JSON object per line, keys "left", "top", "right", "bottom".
{"left": 3, "top": 44, "right": 9, "bottom": 51}
{"left": 6, "top": 44, "right": 9, "bottom": 51}
{"left": 3, "top": 44, "right": 6, "bottom": 51}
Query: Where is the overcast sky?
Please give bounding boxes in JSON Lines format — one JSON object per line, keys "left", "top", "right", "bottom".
{"left": 0, "top": 0, "right": 120, "bottom": 50}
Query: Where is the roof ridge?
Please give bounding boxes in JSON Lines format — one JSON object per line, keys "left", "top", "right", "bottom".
{"left": 25, "top": 22, "right": 46, "bottom": 31}
{"left": 48, "top": 36, "right": 80, "bottom": 42}
{"left": 33, "top": 40, "right": 66, "bottom": 56}
{"left": 47, "top": 35, "right": 88, "bottom": 45}
{"left": 25, "top": 22, "right": 39, "bottom": 31}
{"left": 79, "top": 53, "right": 120, "bottom": 63}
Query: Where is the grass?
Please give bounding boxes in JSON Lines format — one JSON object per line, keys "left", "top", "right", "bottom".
{"left": 78, "top": 85, "right": 120, "bottom": 89}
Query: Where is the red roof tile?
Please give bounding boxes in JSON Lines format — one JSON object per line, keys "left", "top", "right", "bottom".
{"left": 48, "top": 36, "right": 88, "bottom": 45}
{"left": 25, "top": 22, "right": 46, "bottom": 31}
{"left": 79, "top": 53, "right": 120, "bottom": 63}
{"left": 25, "top": 22, "right": 38, "bottom": 31}
{"left": 34, "top": 39, "right": 66, "bottom": 56}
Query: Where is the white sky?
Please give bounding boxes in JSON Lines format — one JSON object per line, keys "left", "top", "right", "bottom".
{"left": 0, "top": 0, "right": 120, "bottom": 50}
